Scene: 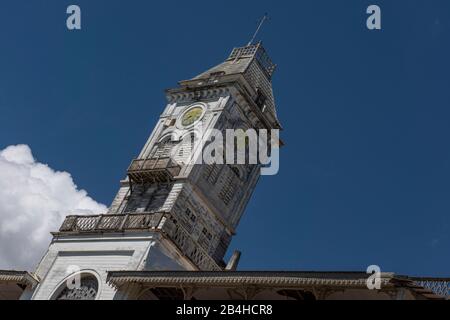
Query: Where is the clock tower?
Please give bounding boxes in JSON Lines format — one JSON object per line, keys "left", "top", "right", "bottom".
{"left": 30, "top": 42, "right": 282, "bottom": 300}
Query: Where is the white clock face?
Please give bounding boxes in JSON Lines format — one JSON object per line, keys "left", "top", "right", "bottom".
{"left": 178, "top": 105, "right": 205, "bottom": 128}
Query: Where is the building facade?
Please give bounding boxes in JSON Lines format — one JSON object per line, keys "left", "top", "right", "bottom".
{"left": 0, "top": 43, "right": 449, "bottom": 300}
{"left": 10, "top": 43, "right": 281, "bottom": 300}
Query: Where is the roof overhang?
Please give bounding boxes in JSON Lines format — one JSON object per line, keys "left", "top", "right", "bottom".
{"left": 106, "top": 271, "right": 449, "bottom": 300}
{"left": 0, "top": 270, "right": 40, "bottom": 289}
{"left": 107, "top": 271, "right": 394, "bottom": 289}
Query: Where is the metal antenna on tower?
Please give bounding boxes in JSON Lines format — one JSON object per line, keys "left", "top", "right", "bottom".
{"left": 247, "top": 14, "right": 269, "bottom": 46}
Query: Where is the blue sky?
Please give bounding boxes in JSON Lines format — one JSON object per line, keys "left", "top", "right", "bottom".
{"left": 1, "top": 0, "right": 449, "bottom": 276}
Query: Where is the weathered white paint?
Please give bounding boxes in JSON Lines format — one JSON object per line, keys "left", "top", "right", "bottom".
{"left": 31, "top": 233, "right": 194, "bottom": 300}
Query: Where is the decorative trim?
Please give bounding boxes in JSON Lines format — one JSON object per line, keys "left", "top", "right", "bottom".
{"left": 166, "top": 87, "right": 230, "bottom": 104}
{"left": 0, "top": 270, "right": 40, "bottom": 288}
{"left": 107, "top": 271, "right": 394, "bottom": 289}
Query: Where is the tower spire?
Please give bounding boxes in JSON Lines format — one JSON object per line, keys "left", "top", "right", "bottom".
{"left": 247, "top": 13, "right": 269, "bottom": 46}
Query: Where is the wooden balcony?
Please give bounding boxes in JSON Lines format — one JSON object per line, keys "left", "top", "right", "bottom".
{"left": 55, "top": 212, "right": 223, "bottom": 271}
{"left": 58, "top": 212, "right": 166, "bottom": 234}
{"left": 127, "top": 158, "right": 181, "bottom": 184}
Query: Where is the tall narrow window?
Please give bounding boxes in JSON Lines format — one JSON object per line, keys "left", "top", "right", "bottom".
{"left": 204, "top": 164, "right": 222, "bottom": 185}
{"left": 219, "top": 168, "right": 237, "bottom": 206}
{"left": 151, "top": 137, "right": 176, "bottom": 159}
{"left": 174, "top": 133, "right": 197, "bottom": 164}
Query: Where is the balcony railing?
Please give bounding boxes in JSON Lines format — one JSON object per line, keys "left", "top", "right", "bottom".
{"left": 56, "top": 212, "right": 223, "bottom": 271}
{"left": 127, "top": 158, "right": 181, "bottom": 184}
{"left": 58, "top": 212, "right": 165, "bottom": 233}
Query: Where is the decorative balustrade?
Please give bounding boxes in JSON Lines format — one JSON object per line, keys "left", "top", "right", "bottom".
{"left": 127, "top": 158, "right": 181, "bottom": 184}
{"left": 57, "top": 212, "right": 222, "bottom": 271}
{"left": 59, "top": 213, "right": 165, "bottom": 233}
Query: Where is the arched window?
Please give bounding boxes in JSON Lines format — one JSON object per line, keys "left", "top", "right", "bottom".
{"left": 150, "top": 136, "right": 176, "bottom": 159}
{"left": 174, "top": 132, "right": 198, "bottom": 164}
{"left": 52, "top": 273, "right": 99, "bottom": 300}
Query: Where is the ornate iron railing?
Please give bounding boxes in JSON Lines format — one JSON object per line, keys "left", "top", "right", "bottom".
{"left": 127, "top": 158, "right": 181, "bottom": 184}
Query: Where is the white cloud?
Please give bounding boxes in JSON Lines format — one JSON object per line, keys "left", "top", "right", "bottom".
{"left": 0, "top": 145, "right": 107, "bottom": 271}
